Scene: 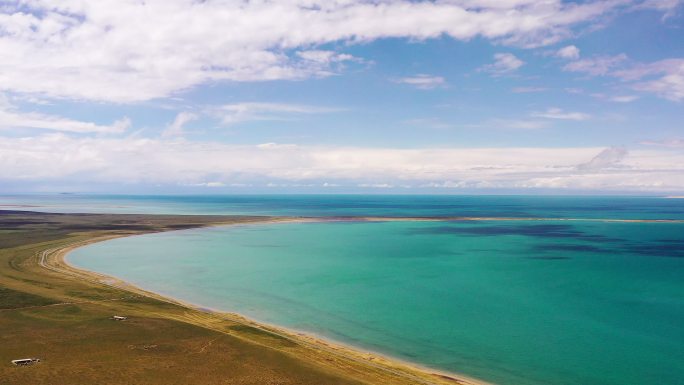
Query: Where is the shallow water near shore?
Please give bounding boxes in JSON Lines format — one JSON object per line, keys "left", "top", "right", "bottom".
{"left": 70, "top": 215, "right": 684, "bottom": 385}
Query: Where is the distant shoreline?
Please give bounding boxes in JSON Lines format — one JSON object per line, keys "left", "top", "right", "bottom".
{"left": 5, "top": 206, "right": 683, "bottom": 224}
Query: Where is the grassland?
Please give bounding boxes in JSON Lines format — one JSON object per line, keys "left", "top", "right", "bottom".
{"left": 0, "top": 210, "right": 484, "bottom": 385}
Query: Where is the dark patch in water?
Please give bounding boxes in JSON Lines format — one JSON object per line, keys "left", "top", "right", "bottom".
{"left": 533, "top": 244, "right": 604, "bottom": 253}
{"left": 659, "top": 239, "right": 684, "bottom": 245}
{"left": 411, "top": 224, "right": 612, "bottom": 242}
{"left": 526, "top": 256, "right": 572, "bottom": 260}
{"left": 621, "top": 240, "right": 684, "bottom": 258}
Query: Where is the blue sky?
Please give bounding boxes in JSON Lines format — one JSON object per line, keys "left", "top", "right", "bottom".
{"left": 0, "top": 0, "right": 683, "bottom": 193}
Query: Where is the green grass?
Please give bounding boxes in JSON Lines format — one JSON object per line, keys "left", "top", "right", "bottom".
{"left": 0, "top": 286, "right": 58, "bottom": 310}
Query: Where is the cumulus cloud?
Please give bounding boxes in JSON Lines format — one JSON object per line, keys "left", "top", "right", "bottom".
{"left": 394, "top": 75, "right": 446, "bottom": 90}
{"left": 556, "top": 45, "right": 581, "bottom": 60}
{"left": 0, "top": 0, "right": 626, "bottom": 102}
{"left": 531, "top": 107, "right": 591, "bottom": 121}
{"left": 1, "top": 135, "right": 684, "bottom": 191}
{"left": 480, "top": 53, "right": 525, "bottom": 75}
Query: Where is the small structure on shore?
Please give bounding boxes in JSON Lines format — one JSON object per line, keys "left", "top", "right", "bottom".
{"left": 111, "top": 315, "right": 128, "bottom": 321}
{"left": 11, "top": 358, "right": 40, "bottom": 366}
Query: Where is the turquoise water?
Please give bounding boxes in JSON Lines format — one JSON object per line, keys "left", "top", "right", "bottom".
{"left": 69, "top": 216, "right": 684, "bottom": 385}
{"left": 2, "top": 194, "right": 684, "bottom": 220}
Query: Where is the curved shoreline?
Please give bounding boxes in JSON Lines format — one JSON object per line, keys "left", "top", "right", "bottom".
{"left": 47, "top": 221, "right": 494, "bottom": 385}
{"left": 34, "top": 214, "right": 684, "bottom": 385}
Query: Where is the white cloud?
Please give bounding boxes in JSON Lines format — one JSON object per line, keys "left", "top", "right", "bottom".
{"left": 357, "top": 183, "right": 395, "bottom": 189}
{"left": 621, "top": 59, "right": 684, "bottom": 101}
{"left": 634, "top": 0, "right": 682, "bottom": 19}
{"left": 640, "top": 138, "right": 684, "bottom": 147}
{"left": 563, "top": 54, "right": 628, "bottom": 76}
{"left": 257, "top": 142, "right": 299, "bottom": 150}
{"left": 293, "top": 50, "right": 360, "bottom": 76}
{"left": 2, "top": 135, "right": 684, "bottom": 191}
{"left": 296, "top": 50, "right": 357, "bottom": 65}
{"left": 0, "top": 0, "right": 625, "bottom": 102}
{"left": 563, "top": 54, "right": 684, "bottom": 101}
{"left": 588, "top": 93, "right": 641, "bottom": 103}
{"left": 576, "top": 147, "right": 628, "bottom": 170}
{"left": 394, "top": 75, "right": 446, "bottom": 90}
{"left": 162, "top": 112, "right": 198, "bottom": 137}
{"left": 10, "top": 94, "right": 53, "bottom": 106}
{"left": 185, "top": 181, "right": 226, "bottom": 188}
{"left": 608, "top": 95, "right": 640, "bottom": 102}
{"left": 556, "top": 45, "right": 580, "bottom": 60}
{"left": 480, "top": 53, "right": 524, "bottom": 75}
{"left": 211, "top": 103, "right": 339, "bottom": 125}
{"left": 0, "top": 99, "right": 129, "bottom": 134}
{"left": 531, "top": 107, "right": 591, "bottom": 121}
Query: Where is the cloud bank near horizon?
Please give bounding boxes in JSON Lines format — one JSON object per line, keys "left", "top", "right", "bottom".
{"left": 2, "top": 135, "right": 683, "bottom": 192}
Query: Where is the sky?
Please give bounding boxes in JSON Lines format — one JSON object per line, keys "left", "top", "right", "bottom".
{"left": 0, "top": 0, "right": 683, "bottom": 194}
